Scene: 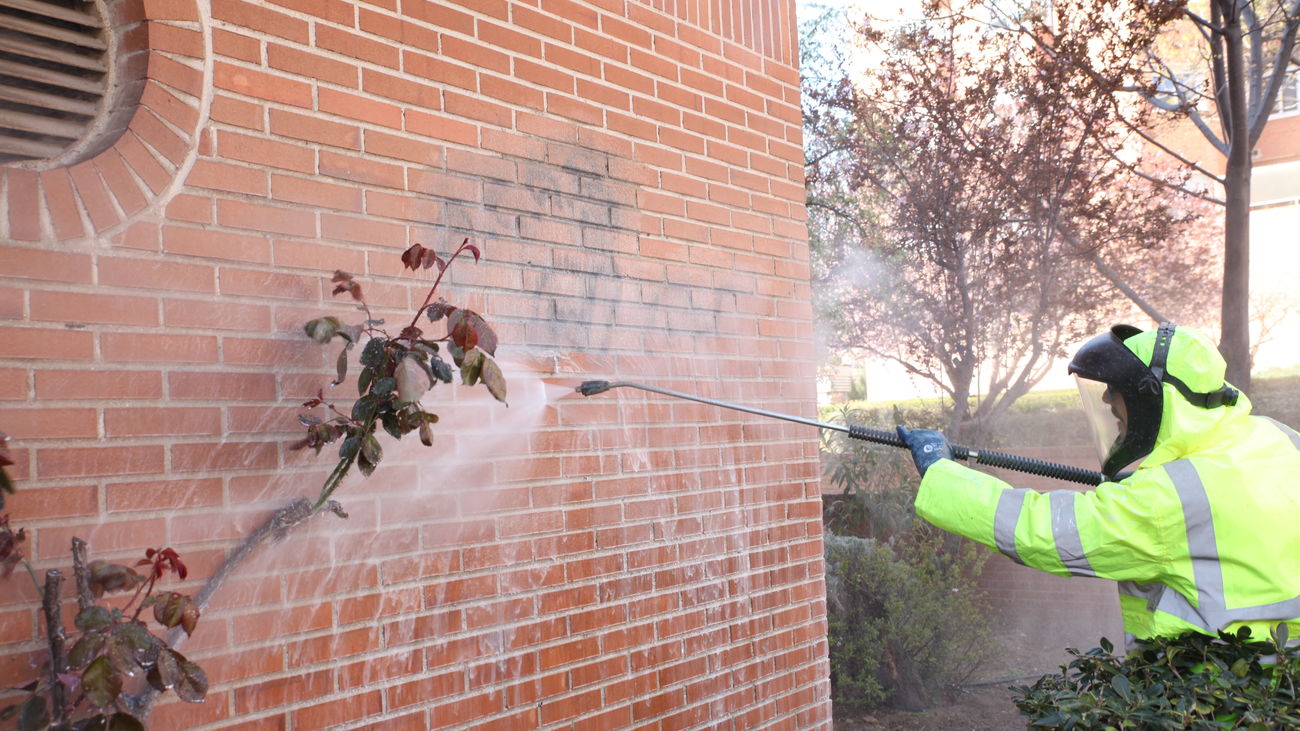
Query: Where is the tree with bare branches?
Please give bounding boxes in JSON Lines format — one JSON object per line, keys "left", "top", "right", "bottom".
{"left": 983, "top": 0, "right": 1300, "bottom": 392}
{"left": 803, "top": 0, "right": 1219, "bottom": 440}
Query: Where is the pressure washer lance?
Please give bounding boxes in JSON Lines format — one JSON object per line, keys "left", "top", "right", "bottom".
{"left": 576, "top": 380, "right": 1107, "bottom": 487}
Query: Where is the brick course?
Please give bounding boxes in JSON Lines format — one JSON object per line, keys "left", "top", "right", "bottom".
{"left": 0, "top": 0, "right": 828, "bottom": 727}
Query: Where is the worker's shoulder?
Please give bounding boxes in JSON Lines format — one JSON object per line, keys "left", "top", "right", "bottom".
{"left": 1250, "top": 414, "right": 1300, "bottom": 448}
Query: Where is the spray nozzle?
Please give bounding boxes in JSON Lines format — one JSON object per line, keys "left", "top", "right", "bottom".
{"left": 575, "top": 380, "right": 613, "bottom": 397}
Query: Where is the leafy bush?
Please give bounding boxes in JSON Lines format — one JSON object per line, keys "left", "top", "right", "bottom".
{"left": 821, "top": 400, "right": 935, "bottom": 491}
{"left": 819, "top": 404, "right": 924, "bottom": 548}
{"left": 820, "top": 403, "right": 998, "bottom": 712}
{"left": 824, "top": 528, "right": 997, "bottom": 712}
{"left": 981, "top": 390, "right": 1091, "bottom": 450}
{"left": 848, "top": 371, "right": 869, "bottom": 401}
{"left": 823, "top": 483, "right": 917, "bottom": 542}
{"left": 0, "top": 543, "right": 206, "bottom": 731}
{"left": 1014, "top": 626, "right": 1300, "bottom": 730}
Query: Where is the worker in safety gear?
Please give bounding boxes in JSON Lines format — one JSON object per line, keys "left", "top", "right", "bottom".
{"left": 896, "top": 323, "right": 1300, "bottom": 644}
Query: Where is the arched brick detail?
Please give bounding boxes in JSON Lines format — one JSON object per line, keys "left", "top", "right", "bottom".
{"left": 1, "top": 0, "right": 210, "bottom": 243}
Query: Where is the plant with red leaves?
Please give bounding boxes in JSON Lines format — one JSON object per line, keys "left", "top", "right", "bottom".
{"left": 137, "top": 547, "right": 187, "bottom": 583}
{"left": 297, "top": 240, "right": 508, "bottom": 512}
{"left": 1, "top": 542, "right": 206, "bottom": 731}
{"left": 0, "top": 433, "right": 20, "bottom": 579}
{"left": 0, "top": 514, "right": 24, "bottom": 578}
{"left": 0, "top": 431, "right": 14, "bottom": 500}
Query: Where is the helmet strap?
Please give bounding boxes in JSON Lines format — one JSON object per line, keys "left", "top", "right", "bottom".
{"left": 1148, "top": 322, "right": 1175, "bottom": 383}
{"left": 1149, "top": 322, "right": 1240, "bottom": 409}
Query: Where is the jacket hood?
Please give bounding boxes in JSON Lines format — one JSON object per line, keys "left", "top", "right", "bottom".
{"left": 1120, "top": 325, "right": 1252, "bottom": 468}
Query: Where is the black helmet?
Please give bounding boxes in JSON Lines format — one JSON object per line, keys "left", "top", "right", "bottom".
{"left": 1067, "top": 323, "right": 1238, "bottom": 479}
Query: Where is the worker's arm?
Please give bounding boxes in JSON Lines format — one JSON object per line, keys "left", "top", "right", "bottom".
{"left": 914, "top": 458, "right": 1178, "bottom": 582}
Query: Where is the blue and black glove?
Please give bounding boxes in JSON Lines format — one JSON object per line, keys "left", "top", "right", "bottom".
{"left": 896, "top": 426, "right": 953, "bottom": 478}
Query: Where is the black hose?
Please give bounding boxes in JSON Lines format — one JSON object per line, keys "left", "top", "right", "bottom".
{"left": 965, "top": 449, "right": 1103, "bottom": 486}
{"left": 847, "top": 424, "right": 1103, "bottom": 486}
{"left": 847, "top": 423, "right": 905, "bottom": 448}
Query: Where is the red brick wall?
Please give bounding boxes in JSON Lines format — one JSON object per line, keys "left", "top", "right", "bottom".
{"left": 0, "top": 0, "right": 830, "bottom": 728}
{"left": 1255, "top": 114, "right": 1300, "bottom": 166}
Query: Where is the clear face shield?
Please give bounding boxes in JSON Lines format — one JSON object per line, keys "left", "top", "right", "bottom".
{"left": 1074, "top": 375, "right": 1125, "bottom": 471}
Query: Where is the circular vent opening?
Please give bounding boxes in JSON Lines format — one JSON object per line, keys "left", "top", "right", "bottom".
{"left": 0, "top": 0, "right": 108, "bottom": 165}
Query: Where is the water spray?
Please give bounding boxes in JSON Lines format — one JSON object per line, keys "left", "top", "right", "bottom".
{"left": 577, "top": 380, "right": 1106, "bottom": 486}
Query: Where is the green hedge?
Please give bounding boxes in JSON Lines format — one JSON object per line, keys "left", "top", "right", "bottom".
{"left": 1014, "top": 627, "right": 1300, "bottom": 730}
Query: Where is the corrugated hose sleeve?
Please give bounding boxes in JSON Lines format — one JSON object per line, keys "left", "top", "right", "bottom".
{"left": 847, "top": 423, "right": 905, "bottom": 447}
{"left": 845, "top": 423, "right": 1103, "bottom": 486}
{"left": 972, "top": 449, "right": 1103, "bottom": 486}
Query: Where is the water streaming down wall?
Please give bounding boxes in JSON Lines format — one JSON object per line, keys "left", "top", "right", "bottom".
{"left": 0, "top": 0, "right": 830, "bottom": 728}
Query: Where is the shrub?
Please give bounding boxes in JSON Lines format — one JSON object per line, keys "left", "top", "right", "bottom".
{"left": 822, "top": 483, "right": 917, "bottom": 542}
{"left": 820, "top": 403, "right": 998, "bottom": 712}
{"left": 848, "top": 371, "right": 869, "bottom": 401}
{"left": 1252, "top": 374, "right": 1300, "bottom": 428}
{"left": 819, "top": 403, "right": 933, "bottom": 539}
{"left": 1013, "top": 626, "right": 1300, "bottom": 729}
{"left": 824, "top": 527, "right": 997, "bottom": 712}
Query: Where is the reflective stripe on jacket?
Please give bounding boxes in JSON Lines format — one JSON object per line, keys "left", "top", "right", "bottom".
{"left": 914, "top": 406, "right": 1300, "bottom": 641}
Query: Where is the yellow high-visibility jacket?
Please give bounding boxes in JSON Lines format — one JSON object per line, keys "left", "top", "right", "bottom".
{"left": 916, "top": 389, "right": 1300, "bottom": 642}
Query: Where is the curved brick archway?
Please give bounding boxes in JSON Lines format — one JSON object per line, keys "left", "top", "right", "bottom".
{"left": 2, "top": 0, "right": 211, "bottom": 244}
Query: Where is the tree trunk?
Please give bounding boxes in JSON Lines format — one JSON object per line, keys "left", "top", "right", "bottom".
{"left": 946, "top": 340, "right": 977, "bottom": 442}
{"left": 1219, "top": 10, "right": 1253, "bottom": 394}
{"left": 889, "top": 641, "right": 932, "bottom": 711}
{"left": 1221, "top": 155, "right": 1252, "bottom": 392}
{"left": 948, "top": 368, "right": 972, "bottom": 442}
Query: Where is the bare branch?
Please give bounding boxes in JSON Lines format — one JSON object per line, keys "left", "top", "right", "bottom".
{"left": 1208, "top": 1, "right": 1234, "bottom": 140}
{"left": 1243, "top": 1, "right": 1266, "bottom": 114}
{"left": 1140, "top": 73, "right": 1229, "bottom": 154}
{"left": 1118, "top": 107, "right": 1229, "bottom": 175}
{"left": 71, "top": 537, "right": 93, "bottom": 612}
{"left": 806, "top": 199, "right": 884, "bottom": 243}
{"left": 1144, "top": 46, "right": 1215, "bottom": 102}
{"left": 1186, "top": 107, "right": 1232, "bottom": 157}
{"left": 1005, "top": 11, "right": 1231, "bottom": 167}
{"left": 1123, "top": 159, "right": 1226, "bottom": 205}
{"left": 1248, "top": 15, "right": 1300, "bottom": 143}
{"left": 1143, "top": 88, "right": 1187, "bottom": 113}
{"left": 805, "top": 145, "right": 849, "bottom": 169}
{"left": 42, "top": 570, "right": 68, "bottom": 726}
{"left": 1085, "top": 251, "right": 1170, "bottom": 323}
{"left": 138, "top": 497, "right": 345, "bottom": 721}
{"left": 1186, "top": 8, "right": 1228, "bottom": 34}
{"left": 1140, "top": 62, "right": 1217, "bottom": 108}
